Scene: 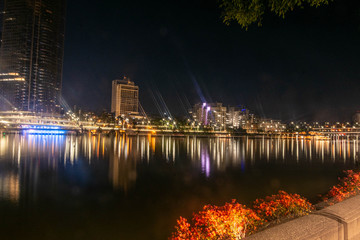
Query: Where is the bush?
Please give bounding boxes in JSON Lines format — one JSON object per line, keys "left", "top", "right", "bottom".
{"left": 170, "top": 200, "right": 261, "bottom": 240}
{"left": 323, "top": 170, "right": 360, "bottom": 204}
{"left": 252, "top": 190, "right": 314, "bottom": 223}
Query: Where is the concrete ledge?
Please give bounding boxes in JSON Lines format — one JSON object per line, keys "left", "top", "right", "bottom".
{"left": 246, "top": 195, "right": 360, "bottom": 240}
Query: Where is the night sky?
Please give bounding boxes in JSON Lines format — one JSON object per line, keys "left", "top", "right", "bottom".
{"left": 62, "top": 0, "right": 360, "bottom": 122}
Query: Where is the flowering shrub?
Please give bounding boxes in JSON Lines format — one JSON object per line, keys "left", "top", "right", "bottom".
{"left": 252, "top": 190, "right": 314, "bottom": 223}
{"left": 172, "top": 177, "right": 360, "bottom": 240}
{"left": 170, "top": 200, "right": 261, "bottom": 240}
{"left": 323, "top": 170, "right": 360, "bottom": 204}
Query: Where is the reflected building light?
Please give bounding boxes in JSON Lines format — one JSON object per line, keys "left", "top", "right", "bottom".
{"left": 118, "top": 137, "right": 122, "bottom": 158}
{"left": 88, "top": 137, "right": 92, "bottom": 162}
{"left": 136, "top": 135, "right": 139, "bottom": 152}
{"left": 321, "top": 141, "right": 324, "bottom": 163}
{"left": 343, "top": 141, "right": 347, "bottom": 161}
{"left": 70, "top": 137, "right": 75, "bottom": 165}
{"left": 75, "top": 137, "right": 79, "bottom": 162}
{"left": 353, "top": 140, "right": 356, "bottom": 162}
{"left": 0, "top": 174, "right": 20, "bottom": 203}
{"left": 250, "top": 139, "right": 254, "bottom": 164}
{"left": 96, "top": 135, "right": 100, "bottom": 159}
{"left": 212, "top": 141, "right": 216, "bottom": 162}
{"left": 197, "top": 140, "right": 201, "bottom": 162}
{"left": 356, "top": 139, "right": 358, "bottom": 162}
{"left": 17, "top": 143, "right": 21, "bottom": 165}
{"left": 241, "top": 140, "right": 245, "bottom": 165}
{"left": 296, "top": 141, "right": 299, "bottom": 163}
{"left": 64, "top": 137, "right": 69, "bottom": 164}
{"left": 186, "top": 136, "right": 190, "bottom": 155}
{"left": 124, "top": 138, "right": 129, "bottom": 161}
{"left": 161, "top": 136, "right": 164, "bottom": 156}
{"left": 221, "top": 140, "right": 224, "bottom": 163}
{"left": 151, "top": 137, "right": 156, "bottom": 153}
{"left": 140, "top": 137, "right": 144, "bottom": 160}
{"left": 165, "top": 138, "right": 169, "bottom": 161}
{"left": 282, "top": 140, "right": 285, "bottom": 161}
{"left": 12, "top": 143, "right": 15, "bottom": 162}
{"left": 108, "top": 145, "right": 137, "bottom": 193}
{"left": 147, "top": 139, "right": 150, "bottom": 162}
{"left": 102, "top": 137, "right": 105, "bottom": 158}
{"left": 172, "top": 140, "right": 175, "bottom": 162}
{"left": 114, "top": 135, "right": 117, "bottom": 153}
{"left": 200, "top": 147, "right": 210, "bottom": 177}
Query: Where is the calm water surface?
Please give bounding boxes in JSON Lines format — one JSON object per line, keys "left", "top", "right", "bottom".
{"left": 0, "top": 134, "right": 359, "bottom": 239}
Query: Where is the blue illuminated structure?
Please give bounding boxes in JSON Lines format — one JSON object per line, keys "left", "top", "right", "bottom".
{"left": 25, "top": 129, "right": 66, "bottom": 135}
{"left": 21, "top": 125, "right": 60, "bottom": 130}
{"left": 21, "top": 125, "right": 67, "bottom": 134}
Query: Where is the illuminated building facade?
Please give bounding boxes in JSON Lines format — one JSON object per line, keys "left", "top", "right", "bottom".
{"left": 258, "top": 119, "right": 286, "bottom": 133}
{"left": 0, "top": 0, "right": 66, "bottom": 113}
{"left": 207, "top": 103, "right": 227, "bottom": 128}
{"left": 190, "top": 102, "right": 286, "bottom": 133}
{"left": 111, "top": 77, "right": 139, "bottom": 118}
{"left": 190, "top": 102, "right": 227, "bottom": 129}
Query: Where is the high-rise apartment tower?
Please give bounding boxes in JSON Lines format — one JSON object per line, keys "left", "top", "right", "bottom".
{"left": 0, "top": 0, "right": 66, "bottom": 113}
{"left": 111, "top": 77, "right": 139, "bottom": 118}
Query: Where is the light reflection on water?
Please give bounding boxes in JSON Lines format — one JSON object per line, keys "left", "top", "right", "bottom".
{"left": 1, "top": 134, "right": 360, "bottom": 240}
{"left": 0, "top": 134, "right": 359, "bottom": 203}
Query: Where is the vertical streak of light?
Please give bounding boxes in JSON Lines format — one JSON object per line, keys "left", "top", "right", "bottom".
{"left": 147, "top": 138, "right": 150, "bottom": 163}
{"left": 266, "top": 140, "right": 270, "bottom": 162}
{"left": 309, "top": 140, "right": 312, "bottom": 162}
{"left": 162, "top": 136, "right": 164, "bottom": 157}
{"left": 332, "top": 142, "right": 335, "bottom": 163}
{"left": 250, "top": 139, "right": 254, "bottom": 165}
{"left": 102, "top": 137, "right": 105, "bottom": 158}
{"left": 151, "top": 137, "right": 156, "bottom": 154}
{"left": 353, "top": 139, "right": 356, "bottom": 163}
{"left": 296, "top": 140, "right": 299, "bottom": 163}
{"left": 97, "top": 135, "right": 100, "bottom": 159}
{"left": 173, "top": 140, "right": 175, "bottom": 162}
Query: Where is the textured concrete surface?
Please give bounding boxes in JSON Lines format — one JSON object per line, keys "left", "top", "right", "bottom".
{"left": 246, "top": 195, "right": 360, "bottom": 240}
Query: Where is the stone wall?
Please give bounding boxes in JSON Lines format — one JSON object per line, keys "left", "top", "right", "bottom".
{"left": 246, "top": 195, "right": 360, "bottom": 240}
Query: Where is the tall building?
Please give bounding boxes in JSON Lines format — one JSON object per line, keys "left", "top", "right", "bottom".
{"left": 111, "top": 77, "right": 139, "bottom": 118}
{"left": 0, "top": 1, "right": 3, "bottom": 48}
{"left": 0, "top": 0, "right": 66, "bottom": 113}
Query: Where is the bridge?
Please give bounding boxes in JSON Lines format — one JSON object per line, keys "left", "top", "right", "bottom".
{"left": 311, "top": 127, "right": 360, "bottom": 139}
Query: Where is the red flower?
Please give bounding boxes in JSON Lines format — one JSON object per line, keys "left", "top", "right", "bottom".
{"left": 252, "top": 191, "right": 314, "bottom": 223}
{"left": 323, "top": 169, "right": 360, "bottom": 204}
{"left": 170, "top": 200, "right": 261, "bottom": 240}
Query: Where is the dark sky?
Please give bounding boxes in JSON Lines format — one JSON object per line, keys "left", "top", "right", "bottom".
{"left": 62, "top": 0, "right": 360, "bottom": 122}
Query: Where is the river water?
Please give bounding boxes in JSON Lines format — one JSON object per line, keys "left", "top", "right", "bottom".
{"left": 0, "top": 133, "right": 358, "bottom": 239}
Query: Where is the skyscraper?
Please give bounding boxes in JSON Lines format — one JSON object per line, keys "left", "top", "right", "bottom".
{"left": 0, "top": 0, "right": 66, "bottom": 113}
{"left": 111, "top": 77, "right": 139, "bottom": 118}
{"left": 0, "top": 1, "right": 4, "bottom": 48}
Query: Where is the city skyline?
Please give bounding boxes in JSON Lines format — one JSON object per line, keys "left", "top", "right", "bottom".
{"left": 62, "top": 0, "right": 360, "bottom": 122}
{"left": 1, "top": 1, "right": 360, "bottom": 122}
